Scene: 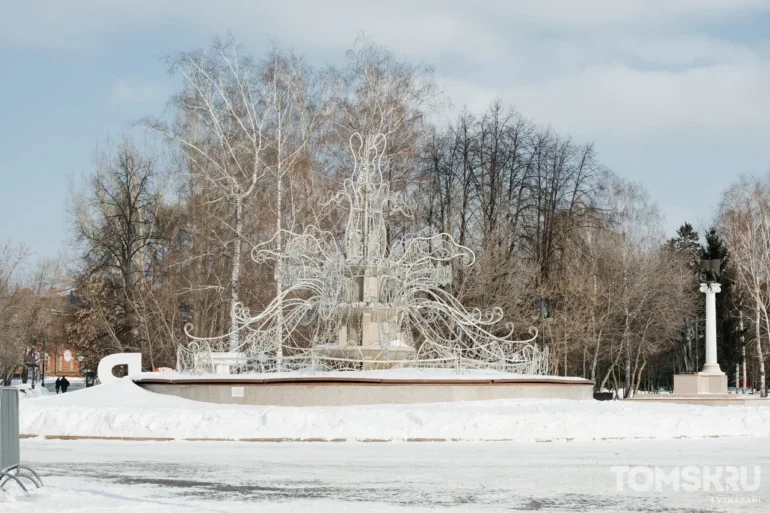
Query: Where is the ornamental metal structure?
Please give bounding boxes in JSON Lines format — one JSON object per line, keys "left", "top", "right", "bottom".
{"left": 178, "top": 133, "right": 546, "bottom": 375}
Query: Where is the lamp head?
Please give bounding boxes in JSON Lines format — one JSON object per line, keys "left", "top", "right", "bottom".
{"left": 699, "top": 259, "right": 721, "bottom": 283}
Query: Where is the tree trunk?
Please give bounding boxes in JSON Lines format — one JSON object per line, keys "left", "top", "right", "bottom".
{"left": 275, "top": 162, "right": 284, "bottom": 364}
{"left": 755, "top": 306, "right": 766, "bottom": 397}
{"left": 563, "top": 336, "right": 567, "bottom": 377}
{"left": 589, "top": 275, "right": 601, "bottom": 387}
{"left": 757, "top": 340, "right": 767, "bottom": 397}
{"left": 620, "top": 263, "right": 630, "bottom": 399}
{"left": 598, "top": 339, "right": 624, "bottom": 392}
{"left": 229, "top": 195, "right": 243, "bottom": 352}
{"left": 742, "top": 346, "right": 748, "bottom": 395}
{"left": 633, "top": 358, "right": 647, "bottom": 396}
{"left": 740, "top": 310, "right": 746, "bottom": 394}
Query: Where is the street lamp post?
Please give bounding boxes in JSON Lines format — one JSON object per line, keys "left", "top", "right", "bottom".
{"left": 28, "top": 363, "right": 36, "bottom": 390}
{"left": 41, "top": 334, "right": 46, "bottom": 387}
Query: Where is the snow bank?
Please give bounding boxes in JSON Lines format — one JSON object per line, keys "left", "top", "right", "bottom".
{"left": 17, "top": 379, "right": 770, "bottom": 442}
{"left": 26, "top": 379, "right": 194, "bottom": 408}
{"left": 13, "top": 383, "right": 50, "bottom": 399}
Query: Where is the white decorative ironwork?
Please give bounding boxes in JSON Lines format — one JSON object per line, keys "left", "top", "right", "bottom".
{"left": 180, "top": 133, "right": 545, "bottom": 374}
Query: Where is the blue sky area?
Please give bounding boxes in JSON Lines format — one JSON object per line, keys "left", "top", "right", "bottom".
{"left": 1, "top": 1, "right": 769, "bottom": 260}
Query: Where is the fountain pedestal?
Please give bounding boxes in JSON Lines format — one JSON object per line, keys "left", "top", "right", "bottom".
{"left": 316, "top": 271, "right": 416, "bottom": 368}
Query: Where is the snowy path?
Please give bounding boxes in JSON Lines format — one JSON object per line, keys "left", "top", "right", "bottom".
{"left": 2, "top": 438, "right": 768, "bottom": 512}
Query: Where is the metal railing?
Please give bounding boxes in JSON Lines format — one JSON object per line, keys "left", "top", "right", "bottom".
{"left": 0, "top": 387, "right": 42, "bottom": 493}
{"left": 178, "top": 343, "right": 550, "bottom": 376}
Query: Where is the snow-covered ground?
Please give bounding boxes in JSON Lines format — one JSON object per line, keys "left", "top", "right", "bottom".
{"left": 2, "top": 438, "right": 768, "bottom": 512}
{"left": 17, "top": 379, "right": 770, "bottom": 441}
{"left": 6, "top": 379, "right": 770, "bottom": 511}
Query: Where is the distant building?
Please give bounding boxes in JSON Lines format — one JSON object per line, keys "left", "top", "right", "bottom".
{"left": 10, "top": 287, "right": 82, "bottom": 381}
{"left": 40, "top": 289, "right": 81, "bottom": 379}
{"left": 42, "top": 347, "right": 82, "bottom": 378}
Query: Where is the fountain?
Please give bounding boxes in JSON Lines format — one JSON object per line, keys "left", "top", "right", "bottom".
{"left": 133, "top": 133, "right": 594, "bottom": 404}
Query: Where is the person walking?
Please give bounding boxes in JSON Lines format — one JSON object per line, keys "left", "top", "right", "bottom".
{"left": 60, "top": 376, "right": 70, "bottom": 393}
{"left": 55, "top": 377, "right": 61, "bottom": 394}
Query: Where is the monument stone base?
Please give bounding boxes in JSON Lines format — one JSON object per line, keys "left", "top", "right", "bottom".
{"left": 631, "top": 373, "right": 764, "bottom": 406}
{"left": 673, "top": 373, "right": 727, "bottom": 395}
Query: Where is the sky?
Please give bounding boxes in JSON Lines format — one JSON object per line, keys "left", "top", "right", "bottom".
{"left": 1, "top": 0, "right": 769, "bottom": 261}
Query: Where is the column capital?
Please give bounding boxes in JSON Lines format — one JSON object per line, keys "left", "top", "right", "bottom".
{"left": 699, "top": 282, "right": 722, "bottom": 294}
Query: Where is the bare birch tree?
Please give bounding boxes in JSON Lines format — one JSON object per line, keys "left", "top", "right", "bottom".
{"left": 261, "top": 47, "right": 327, "bottom": 359}
{"left": 719, "top": 174, "right": 770, "bottom": 397}
{"left": 146, "top": 36, "right": 269, "bottom": 350}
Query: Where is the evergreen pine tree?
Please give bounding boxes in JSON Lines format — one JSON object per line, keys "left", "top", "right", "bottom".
{"left": 667, "top": 222, "right": 702, "bottom": 270}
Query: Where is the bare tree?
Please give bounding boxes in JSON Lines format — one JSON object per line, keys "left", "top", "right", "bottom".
{"left": 261, "top": 47, "right": 327, "bottom": 359}
{"left": 718, "top": 174, "right": 770, "bottom": 397}
{"left": 0, "top": 243, "right": 70, "bottom": 384}
{"left": 69, "top": 139, "right": 162, "bottom": 367}
{"left": 146, "top": 36, "right": 269, "bottom": 351}
{"left": 0, "top": 241, "right": 32, "bottom": 383}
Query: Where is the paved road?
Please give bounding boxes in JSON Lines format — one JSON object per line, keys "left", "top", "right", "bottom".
{"left": 4, "top": 438, "right": 768, "bottom": 512}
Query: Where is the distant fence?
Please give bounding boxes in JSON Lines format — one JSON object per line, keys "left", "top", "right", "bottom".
{"left": 0, "top": 387, "right": 42, "bottom": 493}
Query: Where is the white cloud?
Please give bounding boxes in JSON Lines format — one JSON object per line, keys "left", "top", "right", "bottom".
{"left": 5, "top": 1, "right": 768, "bottom": 147}
{"left": 612, "top": 35, "right": 765, "bottom": 68}
{"left": 111, "top": 79, "right": 168, "bottom": 105}
{"left": 470, "top": 0, "right": 768, "bottom": 28}
{"left": 441, "top": 60, "right": 770, "bottom": 144}
{"left": 3, "top": 0, "right": 769, "bottom": 238}
{"left": 4, "top": 1, "right": 768, "bottom": 54}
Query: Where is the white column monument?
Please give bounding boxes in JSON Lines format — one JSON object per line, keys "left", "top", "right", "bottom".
{"left": 673, "top": 280, "right": 728, "bottom": 395}
{"left": 699, "top": 282, "right": 723, "bottom": 375}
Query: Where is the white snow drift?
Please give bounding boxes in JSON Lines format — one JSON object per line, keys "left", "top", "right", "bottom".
{"left": 16, "top": 379, "right": 770, "bottom": 442}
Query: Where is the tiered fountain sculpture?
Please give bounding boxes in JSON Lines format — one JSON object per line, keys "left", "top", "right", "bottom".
{"left": 178, "top": 133, "right": 545, "bottom": 374}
